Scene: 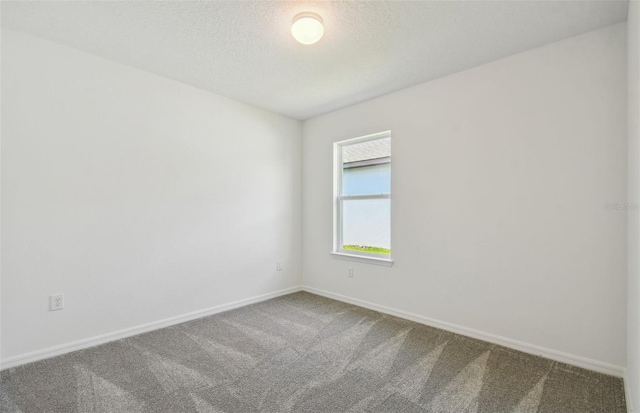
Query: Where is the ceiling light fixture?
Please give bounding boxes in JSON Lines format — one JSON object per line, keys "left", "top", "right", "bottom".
{"left": 291, "top": 12, "right": 324, "bottom": 45}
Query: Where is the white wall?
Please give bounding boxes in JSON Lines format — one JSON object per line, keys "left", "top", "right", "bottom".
{"left": 0, "top": 29, "right": 302, "bottom": 362}
{"left": 303, "top": 24, "right": 627, "bottom": 369}
{"left": 628, "top": 1, "right": 640, "bottom": 409}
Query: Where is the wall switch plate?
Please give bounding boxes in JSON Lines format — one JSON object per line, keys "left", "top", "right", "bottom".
{"left": 348, "top": 268, "right": 354, "bottom": 278}
{"left": 50, "top": 294, "right": 64, "bottom": 311}
{"left": 276, "top": 260, "right": 282, "bottom": 271}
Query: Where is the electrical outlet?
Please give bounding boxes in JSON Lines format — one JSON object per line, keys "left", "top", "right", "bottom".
{"left": 50, "top": 294, "right": 64, "bottom": 311}
{"left": 348, "top": 268, "right": 354, "bottom": 278}
{"left": 276, "top": 260, "right": 282, "bottom": 271}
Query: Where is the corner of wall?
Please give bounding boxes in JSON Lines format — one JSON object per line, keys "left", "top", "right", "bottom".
{"left": 628, "top": 1, "right": 640, "bottom": 411}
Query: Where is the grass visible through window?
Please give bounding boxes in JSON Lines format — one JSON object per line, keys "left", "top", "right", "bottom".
{"left": 343, "top": 245, "right": 391, "bottom": 255}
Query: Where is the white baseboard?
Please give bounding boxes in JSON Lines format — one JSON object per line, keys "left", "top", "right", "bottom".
{"left": 0, "top": 286, "right": 302, "bottom": 371}
{"left": 1, "top": 284, "right": 626, "bottom": 384}
{"left": 302, "top": 286, "right": 625, "bottom": 379}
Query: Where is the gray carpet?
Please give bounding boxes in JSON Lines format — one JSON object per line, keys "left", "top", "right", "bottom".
{"left": 0, "top": 292, "right": 627, "bottom": 413}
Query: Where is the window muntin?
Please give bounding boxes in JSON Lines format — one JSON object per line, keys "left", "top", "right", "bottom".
{"left": 334, "top": 132, "right": 391, "bottom": 260}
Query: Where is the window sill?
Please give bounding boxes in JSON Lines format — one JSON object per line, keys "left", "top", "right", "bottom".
{"left": 330, "top": 252, "right": 394, "bottom": 267}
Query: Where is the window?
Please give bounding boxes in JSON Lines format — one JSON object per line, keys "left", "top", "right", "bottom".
{"left": 332, "top": 131, "right": 392, "bottom": 265}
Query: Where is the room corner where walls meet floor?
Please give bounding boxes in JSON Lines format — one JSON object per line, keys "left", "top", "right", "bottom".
{"left": 0, "top": 291, "right": 627, "bottom": 413}
{"left": 1, "top": 286, "right": 626, "bottom": 381}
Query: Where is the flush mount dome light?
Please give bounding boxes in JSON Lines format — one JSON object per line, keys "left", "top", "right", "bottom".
{"left": 291, "top": 12, "right": 324, "bottom": 45}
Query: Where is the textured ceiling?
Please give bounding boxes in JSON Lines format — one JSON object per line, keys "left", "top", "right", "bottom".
{"left": 1, "top": 1, "right": 629, "bottom": 120}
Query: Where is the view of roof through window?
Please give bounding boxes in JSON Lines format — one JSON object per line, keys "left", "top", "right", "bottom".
{"left": 342, "top": 137, "right": 391, "bottom": 165}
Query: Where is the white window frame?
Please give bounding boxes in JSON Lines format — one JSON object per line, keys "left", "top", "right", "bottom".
{"left": 331, "top": 130, "right": 393, "bottom": 266}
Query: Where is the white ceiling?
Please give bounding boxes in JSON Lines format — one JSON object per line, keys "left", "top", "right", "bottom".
{"left": 1, "top": 1, "right": 629, "bottom": 120}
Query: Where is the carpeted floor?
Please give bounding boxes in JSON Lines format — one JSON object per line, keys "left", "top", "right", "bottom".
{"left": 0, "top": 292, "right": 627, "bottom": 413}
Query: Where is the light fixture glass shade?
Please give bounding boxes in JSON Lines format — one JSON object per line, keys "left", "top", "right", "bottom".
{"left": 291, "top": 12, "right": 324, "bottom": 45}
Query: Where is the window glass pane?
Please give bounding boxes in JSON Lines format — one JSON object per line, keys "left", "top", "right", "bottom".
{"left": 342, "top": 138, "right": 390, "bottom": 196}
{"left": 342, "top": 198, "right": 390, "bottom": 254}
{"left": 343, "top": 164, "right": 390, "bottom": 196}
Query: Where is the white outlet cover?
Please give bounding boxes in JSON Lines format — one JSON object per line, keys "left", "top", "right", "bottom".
{"left": 50, "top": 294, "right": 64, "bottom": 311}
